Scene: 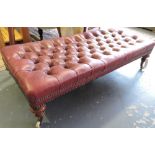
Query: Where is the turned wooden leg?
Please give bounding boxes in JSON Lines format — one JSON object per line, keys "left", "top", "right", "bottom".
{"left": 30, "top": 104, "right": 46, "bottom": 128}
{"left": 140, "top": 55, "right": 150, "bottom": 71}
{"left": 38, "top": 28, "right": 43, "bottom": 40}
{"left": 57, "top": 27, "right": 61, "bottom": 37}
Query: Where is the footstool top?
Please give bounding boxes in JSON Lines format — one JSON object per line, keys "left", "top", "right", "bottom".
{"left": 1, "top": 28, "right": 155, "bottom": 106}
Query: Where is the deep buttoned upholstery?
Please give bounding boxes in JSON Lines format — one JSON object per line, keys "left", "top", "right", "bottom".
{"left": 1, "top": 28, "right": 155, "bottom": 107}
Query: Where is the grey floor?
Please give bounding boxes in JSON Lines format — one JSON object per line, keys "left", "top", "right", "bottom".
{"left": 0, "top": 28, "right": 155, "bottom": 128}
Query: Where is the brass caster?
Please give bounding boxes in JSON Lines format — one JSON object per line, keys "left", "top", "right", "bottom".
{"left": 36, "top": 121, "right": 41, "bottom": 128}
{"left": 31, "top": 104, "right": 46, "bottom": 128}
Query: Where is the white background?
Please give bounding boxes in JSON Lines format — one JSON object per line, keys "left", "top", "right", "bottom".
{"left": 0, "top": 0, "right": 155, "bottom": 26}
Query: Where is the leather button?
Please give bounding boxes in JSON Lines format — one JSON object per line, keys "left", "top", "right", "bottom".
{"left": 136, "top": 39, "right": 143, "bottom": 43}
{"left": 53, "top": 47, "right": 65, "bottom": 53}
{"left": 106, "top": 39, "right": 112, "bottom": 43}
{"left": 74, "top": 35, "right": 84, "bottom": 42}
{"left": 108, "top": 28, "right": 115, "bottom": 33}
{"left": 98, "top": 42, "right": 104, "bottom": 46}
{"left": 109, "top": 43, "right": 114, "bottom": 48}
{"left": 83, "top": 32, "right": 93, "bottom": 39}
{"left": 121, "top": 45, "right": 127, "bottom": 48}
{"left": 92, "top": 31, "right": 100, "bottom": 37}
{"left": 51, "top": 59, "right": 65, "bottom": 66}
{"left": 24, "top": 52, "right": 38, "bottom": 63}
{"left": 53, "top": 39, "right": 64, "bottom": 47}
{"left": 100, "top": 30, "right": 107, "bottom": 35}
{"left": 92, "top": 53, "right": 102, "bottom": 59}
{"left": 88, "top": 45, "right": 94, "bottom": 49}
{"left": 78, "top": 46, "right": 89, "bottom": 52}
{"left": 35, "top": 63, "right": 50, "bottom": 72}
{"left": 77, "top": 42, "right": 87, "bottom": 47}
{"left": 129, "top": 42, "right": 135, "bottom": 45}
{"left": 40, "top": 40, "right": 54, "bottom": 49}
{"left": 117, "top": 41, "right": 122, "bottom": 45}
{"left": 41, "top": 49, "right": 53, "bottom": 58}
{"left": 112, "top": 47, "right": 120, "bottom": 51}
{"left": 124, "top": 38, "right": 131, "bottom": 42}
{"left": 90, "top": 49, "right": 96, "bottom": 54}
{"left": 118, "top": 30, "right": 123, "bottom": 34}
{"left": 104, "top": 35, "right": 109, "bottom": 39}
{"left": 132, "top": 35, "right": 138, "bottom": 40}
{"left": 96, "top": 38, "right": 101, "bottom": 42}
{"left": 64, "top": 37, "right": 73, "bottom": 44}
{"left": 24, "top": 46, "right": 33, "bottom": 53}
{"left": 111, "top": 33, "right": 116, "bottom": 37}
{"left": 121, "top": 34, "right": 126, "bottom": 38}
{"left": 100, "top": 46, "right": 106, "bottom": 50}
{"left": 52, "top": 53, "right": 65, "bottom": 59}
{"left": 38, "top": 56, "right": 51, "bottom": 65}
{"left": 66, "top": 55, "right": 79, "bottom": 62}
{"left": 103, "top": 51, "right": 111, "bottom": 55}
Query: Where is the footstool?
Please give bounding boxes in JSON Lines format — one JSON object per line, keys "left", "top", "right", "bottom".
{"left": 1, "top": 28, "right": 155, "bottom": 127}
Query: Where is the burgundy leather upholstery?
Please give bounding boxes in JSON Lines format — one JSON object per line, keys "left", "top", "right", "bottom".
{"left": 1, "top": 28, "right": 155, "bottom": 108}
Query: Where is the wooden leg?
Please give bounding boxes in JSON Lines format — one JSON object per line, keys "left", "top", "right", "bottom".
{"left": 83, "top": 27, "right": 87, "bottom": 32}
{"left": 20, "top": 27, "right": 31, "bottom": 43}
{"left": 30, "top": 104, "right": 46, "bottom": 128}
{"left": 0, "top": 29, "right": 5, "bottom": 50}
{"left": 8, "top": 27, "right": 15, "bottom": 45}
{"left": 140, "top": 55, "right": 150, "bottom": 71}
{"left": 38, "top": 28, "right": 43, "bottom": 40}
{"left": 57, "top": 27, "right": 61, "bottom": 37}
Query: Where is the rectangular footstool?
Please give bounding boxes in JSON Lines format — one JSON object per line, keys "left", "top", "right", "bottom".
{"left": 1, "top": 28, "right": 155, "bottom": 127}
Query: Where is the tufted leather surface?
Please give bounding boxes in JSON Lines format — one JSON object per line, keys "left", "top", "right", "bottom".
{"left": 1, "top": 28, "right": 155, "bottom": 107}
